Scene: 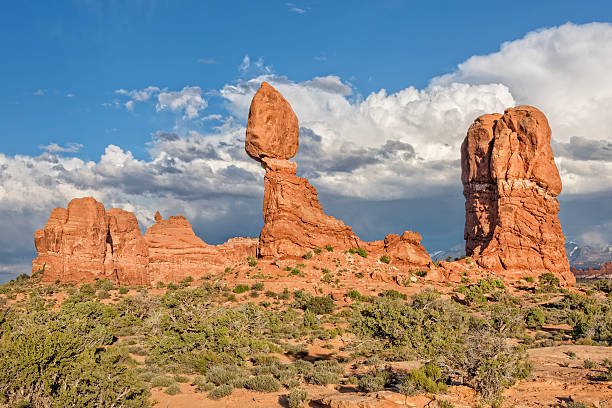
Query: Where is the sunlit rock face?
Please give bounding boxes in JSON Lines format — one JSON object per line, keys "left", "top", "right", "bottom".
{"left": 462, "top": 105, "right": 574, "bottom": 285}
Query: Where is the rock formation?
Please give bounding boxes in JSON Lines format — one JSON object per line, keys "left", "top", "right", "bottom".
{"left": 144, "top": 214, "right": 256, "bottom": 284}
{"left": 32, "top": 197, "right": 257, "bottom": 284}
{"left": 461, "top": 106, "right": 574, "bottom": 284}
{"left": 246, "top": 82, "right": 431, "bottom": 267}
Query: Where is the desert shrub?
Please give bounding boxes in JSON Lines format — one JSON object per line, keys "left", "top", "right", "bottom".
{"left": 208, "top": 384, "right": 233, "bottom": 399}
{"left": 450, "top": 330, "right": 532, "bottom": 403}
{"left": 119, "top": 286, "right": 130, "bottom": 295}
{"left": 244, "top": 375, "right": 281, "bottom": 392}
{"left": 173, "top": 374, "right": 188, "bottom": 383}
{"left": 408, "top": 362, "right": 447, "bottom": 393}
{"left": 94, "top": 279, "right": 115, "bottom": 291}
{"left": 251, "top": 282, "right": 264, "bottom": 291}
{"left": 594, "top": 279, "right": 612, "bottom": 294}
{"left": 151, "top": 375, "right": 175, "bottom": 388}
{"left": 583, "top": 359, "right": 595, "bottom": 369}
{"left": 164, "top": 383, "right": 181, "bottom": 395}
{"left": 233, "top": 284, "right": 250, "bottom": 294}
{"left": 415, "top": 270, "right": 427, "bottom": 277}
{"left": 302, "top": 251, "right": 313, "bottom": 260}
{"left": 301, "top": 360, "right": 343, "bottom": 386}
{"left": 206, "top": 365, "right": 240, "bottom": 386}
{"left": 0, "top": 312, "right": 150, "bottom": 407}
{"left": 538, "top": 272, "right": 560, "bottom": 292}
{"left": 380, "top": 255, "right": 390, "bottom": 264}
{"left": 555, "top": 293, "right": 612, "bottom": 344}
{"left": 347, "top": 290, "right": 364, "bottom": 301}
{"left": 97, "top": 289, "right": 111, "bottom": 299}
{"left": 247, "top": 257, "right": 258, "bottom": 267}
{"left": 379, "top": 289, "right": 407, "bottom": 300}
{"left": 325, "top": 244, "right": 334, "bottom": 252}
{"left": 79, "top": 283, "right": 96, "bottom": 297}
{"left": 456, "top": 277, "right": 505, "bottom": 305}
{"left": 355, "top": 248, "right": 367, "bottom": 258}
{"left": 525, "top": 307, "right": 546, "bottom": 328}
{"left": 287, "top": 388, "right": 308, "bottom": 408}
{"left": 294, "top": 292, "right": 335, "bottom": 314}
{"left": 358, "top": 367, "right": 394, "bottom": 392}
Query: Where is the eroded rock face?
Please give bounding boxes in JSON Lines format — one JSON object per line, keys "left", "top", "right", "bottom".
{"left": 245, "top": 82, "right": 299, "bottom": 161}
{"left": 258, "top": 157, "right": 360, "bottom": 258}
{"left": 33, "top": 198, "right": 258, "bottom": 284}
{"left": 248, "top": 82, "right": 431, "bottom": 266}
{"left": 461, "top": 106, "right": 574, "bottom": 284}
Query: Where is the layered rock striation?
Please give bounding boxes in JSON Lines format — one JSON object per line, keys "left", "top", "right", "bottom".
{"left": 461, "top": 106, "right": 574, "bottom": 284}
{"left": 32, "top": 197, "right": 257, "bottom": 284}
{"left": 246, "top": 82, "right": 431, "bottom": 266}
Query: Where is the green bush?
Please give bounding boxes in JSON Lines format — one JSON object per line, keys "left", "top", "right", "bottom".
{"left": 251, "top": 282, "right": 264, "bottom": 291}
{"left": 408, "top": 363, "right": 447, "bottom": 393}
{"left": 208, "top": 384, "right": 233, "bottom": 399}
{"left": 358, "top": 368, "right": 394, "bottom": 392}
{"left": 233, "top": 284, "right": 250, "bottom": 294}
{"left": 380, "top": 255, "right": 390, "bottom": 264}
{"left": 302, "top": 252, "right": 313, "bottom": 260}
{"left": 314, "top": 248, "right": 322, "bottom": 255}
{"left": 525, "top": 307, "right": 546, "bottom": 328}
{"left": 247, "top": 257, "right": 258, "bottom": 267}
{"left": 164, "top": 383, "right": 181, "bottom": 395}
{"left": 538, "top": 273, "right": 560, "bottom": 292}
{"left": 294, "top": 292, "right": 335, "bottom": 314}
{"left": 415, "top": 270, "right": 427, "bottom": 277}
{"left": 119, "top": 286, "right": 130, "bottom": 295}
{"left": 244, "top": 375, "right": 281, "bottom": 392}
{"left": 356, "top": 248, "right": 367, "bottom": 258}
{"left": 325, "top": 245, "right": 334, "bottom": 252}
{"left": 594, "top": 279, "right": 612, "bottom": 294}
{"left": 0, "top": 314, "right": 150, "bottom": 407}
{"left": 287, "top": 388, "right": 308, "bottom": 408}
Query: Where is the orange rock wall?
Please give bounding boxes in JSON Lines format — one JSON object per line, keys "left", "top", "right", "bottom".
{"left": 461, "top": 106, "right": 574, "bottom": 284}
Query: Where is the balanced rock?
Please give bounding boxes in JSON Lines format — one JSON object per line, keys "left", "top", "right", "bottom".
{"left": 461, "top": 106, "right": 574, "bottom": 284}
{"left": 247, "top": 82, "right": 430, "bottom": 267}
{"left": 245, "top": 82, "right": 299, "bottom": 161}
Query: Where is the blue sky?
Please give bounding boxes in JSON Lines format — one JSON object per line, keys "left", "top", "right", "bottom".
{"left": 1, "top": 1, "right": 612, "bottom": 281}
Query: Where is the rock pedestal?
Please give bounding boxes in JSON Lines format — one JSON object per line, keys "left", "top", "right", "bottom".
{"left": 461, "top": 106, "right": 574, "bottom": 284}
{"left": 246, "top": 82, "right": 431, "bottom": 266}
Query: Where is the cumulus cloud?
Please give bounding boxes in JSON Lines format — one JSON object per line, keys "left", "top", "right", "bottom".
{"left": 432, "top": 22, "right": 612, "bottom": 195}
{"left": 3, "top": 22, "right": 612, "bottom": 281}
{"left": 156, "top": 86, "right": 207, "bottom": 119}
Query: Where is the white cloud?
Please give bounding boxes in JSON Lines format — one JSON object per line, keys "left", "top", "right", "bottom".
{"left": 39, "top": 142, "right": 83, "bottom": 153}
{"left": 432, "top": 22, "right": 612, "bottom": 195}
{"left": 198, "top": 58, "right": 216, "bottom": 64}
{"left": 33, "top": 89, "right": 46, "bottom": 96}
{"left": 286, "top": 2, "right": 306, "bottom": 13}
{"left": 115, "top": 86, "right": 160, "bottom": 102}
{"left": 156, "top": 86, "right": 207, "bottom": 119}
{"left": 125, "top": 100, "right": 135, "bottom": 112}
{"left": 3, "top": 22, "right": 612, "bottom": 279}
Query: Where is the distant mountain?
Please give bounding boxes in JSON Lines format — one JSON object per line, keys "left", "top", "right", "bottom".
{"left": 429, "top": 243, "right": 465, "bottom": 262}
{"left": 565, "top": 241, "right": 612, "bottom": 270}
{"left": 430, "top": 241, "right": 612, "bottom": 270}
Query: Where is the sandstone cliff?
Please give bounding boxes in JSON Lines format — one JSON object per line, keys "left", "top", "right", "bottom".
{"left": 32, "top": 198, "right": 257, "bottom": 284}
{"left": 461, "top": 106, "right": 574, "bottom": 284}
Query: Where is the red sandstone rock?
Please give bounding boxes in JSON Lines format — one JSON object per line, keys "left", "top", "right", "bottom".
{"left": 245, "top": 82, "right": 299, "bottom": 161}
{"left": 33, "top": 198, "right": 258, "bottom": 285}
{"left": 461, "top": 106, "right": 574, "bottom": 285}
{"left": 142, "top": 213, "right": 257, "bottom": 284}
{"left": 258, "top": 157, "right": 360, "bottom": 258}
{"left": 248, "top": 83, "right": 430, "bottom": 267}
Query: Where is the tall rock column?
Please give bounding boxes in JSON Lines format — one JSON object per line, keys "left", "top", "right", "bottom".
{"left": 461, "top": 106, "right": 574, "bottom": 284}
{"left": 246, "top": 82, "right": 360, "bottom": 258}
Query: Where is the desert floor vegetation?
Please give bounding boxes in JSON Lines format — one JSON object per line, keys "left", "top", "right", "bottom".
{"left": 0, "top": 268, "right": 610, "bottom": 408}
